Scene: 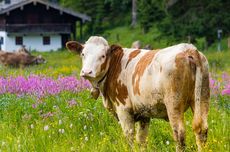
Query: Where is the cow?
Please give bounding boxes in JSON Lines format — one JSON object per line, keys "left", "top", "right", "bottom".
{"left": 16, "top": 45, "right": 31, "bottom": 55}
{"left": 131, "top": 40, "right": 142, "bottom": 49}
{"left": 0, "top": 51, "right": 45, "bottom": 68}
{"left": 66, "top": 36, "right": 210, "bottom": 152}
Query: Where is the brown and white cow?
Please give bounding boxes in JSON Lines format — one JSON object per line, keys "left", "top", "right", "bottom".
{"left": 0, "top": 51, "right": 45, "bottom": 68}
{"left": 66, "top": 36, "right": 210, "bottom": 152}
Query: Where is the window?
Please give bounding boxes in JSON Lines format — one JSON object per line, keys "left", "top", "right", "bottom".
{"left": 0, "top": 37, "right": 3, "bottom": 45}
{"left": 43, "top": 36, "right": 50, "bottom": 45}
{"left": 15, "top": 36, "right": 23, "bottom": 45}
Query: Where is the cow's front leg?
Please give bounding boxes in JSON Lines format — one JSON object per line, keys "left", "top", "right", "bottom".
{"left": 116, "top": 107, "right": 135, "bottom": 144}
{"left": 136, "top": 118, "right": 150, "bottom": 147}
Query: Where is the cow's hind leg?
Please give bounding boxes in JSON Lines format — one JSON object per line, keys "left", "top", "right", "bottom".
{"left": 116, "top": 107, "right": 135, "bottom": 145}
{"left": 136, "top": 118, "right": 150, "bottom": 148}
{"left": 166, "top": 98, "right": 186, "bottom": 152}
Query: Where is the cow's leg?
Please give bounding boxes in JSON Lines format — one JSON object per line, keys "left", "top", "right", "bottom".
{"left": 166, "top": 99, "right": 185, "bottom": 152}
{"left": 136, "top": 118, "right": 150, "bottom": 149}
{"left": 116, "top": 107, "right": 135, "bottom": 145}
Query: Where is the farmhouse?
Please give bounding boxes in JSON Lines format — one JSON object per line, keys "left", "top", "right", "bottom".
{"left": 0, "top": 0, "right": 91, "bottom": 52}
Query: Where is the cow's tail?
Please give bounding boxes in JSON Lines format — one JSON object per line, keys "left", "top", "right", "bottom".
{"left": 192, "top": 52, "right": 203, "bottom": 133}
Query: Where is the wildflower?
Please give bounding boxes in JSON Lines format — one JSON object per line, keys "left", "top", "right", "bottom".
{"left": 30, "top": 124, "right": 34, "bottom": 129}
{"left": 0, "top": 75, "right": 91, "bottom": 98}
{"left": 41, "top": 112, "right": 54, "bottom": 119}
{"left": 70, "top": 123, "right": 73, "bottom": 129}
{"left": 44, "top": 125, "right": 49, "bottom": 131}
{"left": 166, "top": 141, "right": 170, "bottom": 145}
{"left": 186, "top": 121, "right": 189, "bottom": 125}
{"left": 59, "top": 120, "right": 62, "bottom": 125}
{"left": 83, "top": 125, "right": 87, "bottom": 130}
{"left": 100, "top": 132, "right": 104, "bottom": 136}
{"left": 85, "top": 136, "right": 89, "bottom": 141}
{"left": 67, "top": 99, "right": 78, "bottom": 107}
{"left": 32, "top": 104, "right": 37, "bottom": 109}
{"left": 59, "top": 129, "right": 65, "bottom": 134}
{"left": 70, "top": 147, "right": 75, "bottom": 151}
{"left": 2, "top": 141, "right": 6, "bottom": 146}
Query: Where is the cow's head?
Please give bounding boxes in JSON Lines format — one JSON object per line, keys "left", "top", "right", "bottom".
{"left": 34, "top": 55, "right": 46, "bottom": 64}
{"left": 66, "top": 36, "right": 110, "bottom": 84}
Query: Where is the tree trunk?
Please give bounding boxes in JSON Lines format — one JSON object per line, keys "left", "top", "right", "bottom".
{"left": 228, "top": 37, "right": 230, "bottom": 49}
{"left": 131, "top": 0, "right": 137, "bottom": 27}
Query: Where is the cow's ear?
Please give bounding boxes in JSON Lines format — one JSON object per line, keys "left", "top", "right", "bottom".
{"left": 66, "top": 41, "right": 84, "bottom": 54}
{"left": 108, "top": 44, "right": 122, "bottom": 54}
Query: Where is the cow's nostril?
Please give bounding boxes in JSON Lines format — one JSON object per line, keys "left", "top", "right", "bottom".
{"left": 88, "top": 71, "right": 92, "bottom": 74}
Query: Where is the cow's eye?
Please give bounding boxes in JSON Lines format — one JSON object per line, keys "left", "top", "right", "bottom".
{"left": 81, "top": 53, "right": 84, "bottom": 57}
{"left": 102, "top": 55, "right": 105, "bottom": 58}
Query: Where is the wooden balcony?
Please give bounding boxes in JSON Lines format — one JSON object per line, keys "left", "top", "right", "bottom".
{"left": 0, "top": 24, "right": 72, "bottom": 34}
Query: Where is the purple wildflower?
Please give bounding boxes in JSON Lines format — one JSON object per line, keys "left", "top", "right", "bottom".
{"left": 0, "top": 75, "right": 91, "bottom": 98}
{"left": 67, "top": 99, "right": 78, "bottom": 107}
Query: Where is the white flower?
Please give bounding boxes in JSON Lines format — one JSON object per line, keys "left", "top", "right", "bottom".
{"left": 44, "top": 125, "right": 49, "bottom": 131}
{"left": 59, "top": 120, "right": 62, "bottom": 125}
{"left": 59, "top": 129, "right": 65, "bottom": 134}
{"left": 186, "top": 121, "right": 189, "bottom": 125}
{"left": 83, "top": 125, "right": 87, "bottom": 130}
{"left": 166, "top": 140, "right": 170, "bottom": 145}
{"left": 100, "top": 132, "right": 104, "bottom": 136}
{"left": 70, "top": 123, "right": 73, "bottom": 129}
{"left": 70, "top": 147, "right": 75, "bottom": 151}
{"left": 30, "top": 124, "right": 34, "bottom": 129}
{"left": 2, "top": 141, "right": 6, "bottom": 146}
{"left": 85, "top": 136, "right": 88, "bottom": 141}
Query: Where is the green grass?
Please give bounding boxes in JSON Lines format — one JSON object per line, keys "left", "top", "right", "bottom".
{"left": 0, "top": 49, "right": 229, "bottom": 152}
{"left": 104, "top": 25, "right": 172, "bottom": 48}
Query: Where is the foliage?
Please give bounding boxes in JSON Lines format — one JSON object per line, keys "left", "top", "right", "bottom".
{"left": 161, "top": 0, "right": 230, "bottom": 45}
{"left": 59, "top": 0, "right": 131, "bottom": 36}
{"left": 137, "top": 0, "right": 165, "bottom": 33}
{"left": 57, "top": 0, "right": 230, "bottom": 45}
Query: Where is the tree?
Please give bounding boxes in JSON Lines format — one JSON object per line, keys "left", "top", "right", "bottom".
{"left": 131, "top": 0, "right": 137, "bottom": 27}
{"left": 160, "top": 0, "right": 230, "bottom": 45}
{"left": 138, "top": 0, "right": 165, "bottom": 33}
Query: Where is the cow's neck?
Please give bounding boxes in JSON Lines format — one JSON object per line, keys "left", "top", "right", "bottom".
{"left": 98, "top": 45, "right": 124, "bottom": 98}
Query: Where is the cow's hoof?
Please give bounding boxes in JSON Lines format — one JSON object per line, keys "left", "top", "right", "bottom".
{"left": 91, "top": 88, "right": 100, "bottom": 100}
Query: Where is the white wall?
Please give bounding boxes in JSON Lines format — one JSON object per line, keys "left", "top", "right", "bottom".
{"left": 0, "top": 32, "right": 62, "bottom": 52}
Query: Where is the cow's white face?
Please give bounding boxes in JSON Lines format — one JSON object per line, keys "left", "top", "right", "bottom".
{"left": 66, "top": 36, "right": 110, "bottom": 82}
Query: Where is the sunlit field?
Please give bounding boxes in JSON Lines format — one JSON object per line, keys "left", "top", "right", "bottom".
{"left": 0, "top": 50, "right": 229, "bottom": 152}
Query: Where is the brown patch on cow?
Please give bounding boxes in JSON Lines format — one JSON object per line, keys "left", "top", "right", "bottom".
{"left": 175, "top": 49, "right": 203, "bottom": 75}
{"left": 171, "top": 49, "right": 204, "bottom": 102}
{"left": 103, "top": 45, "right": 128, "bottom": 105}
{"left": 132, "top": 50, "right": 158, "bottom": 95}
{"left": 125, "top": 49, "right": 141, "bottom": 68}
{"left": 100, "top": 57, "right": 108, "bottom": 71}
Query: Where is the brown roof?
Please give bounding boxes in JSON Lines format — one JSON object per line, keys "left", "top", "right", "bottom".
{"left": 0, "top": 0, "right": 91, "bottom": 22}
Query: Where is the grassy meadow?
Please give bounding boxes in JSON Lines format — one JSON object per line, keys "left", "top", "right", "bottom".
{"left": 0, "top": 48, "right": 229, "bottom": 152}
